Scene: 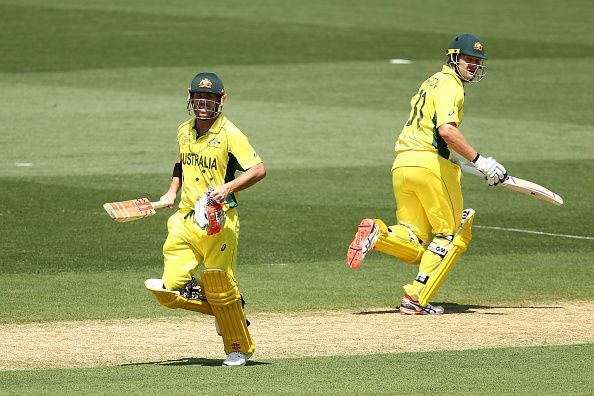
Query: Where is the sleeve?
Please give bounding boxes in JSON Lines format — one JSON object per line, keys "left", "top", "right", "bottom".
{"left": 176, "top": 122, "right": 187, "bottom": 152}
{"left": 227, "top": 129, "right": 263, "bottom": 170}
{"left": 433, "top": 78, "right": 464, "bottom": 128}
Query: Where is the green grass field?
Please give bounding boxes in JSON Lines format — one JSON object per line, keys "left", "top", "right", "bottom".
{"left": 1, "top": 0, "right": 593, "bottom": 394}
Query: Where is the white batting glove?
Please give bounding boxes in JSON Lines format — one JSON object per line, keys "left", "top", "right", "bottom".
{"left": 472, "top": 154, "right": 507, "bottom": 186}
{"left": 194, "top": 194, "right": 209, "bottom": 229}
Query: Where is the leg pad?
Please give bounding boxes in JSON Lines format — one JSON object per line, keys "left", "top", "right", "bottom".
{"left": 373, "top": 220, "right": 425, "bottom": 264}
{"left": 145, "top": 279, "right": 213, "bottom": 315}
{"left": 201, "top": 269, "right": 255, "bottom": 356}
{"left": 418, "top": 209, "right": 475, "bottom": 306}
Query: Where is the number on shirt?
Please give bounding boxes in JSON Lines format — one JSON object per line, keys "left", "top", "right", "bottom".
{"left": 406, "top": 89, "right": 427, "bottom": 128}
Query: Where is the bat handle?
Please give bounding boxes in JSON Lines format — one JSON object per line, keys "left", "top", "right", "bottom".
{"left": 152, "top": 200, "right": 172, "bottom": 209}
{"left": 459, "top": 163, "right": 486, "bottom": 178}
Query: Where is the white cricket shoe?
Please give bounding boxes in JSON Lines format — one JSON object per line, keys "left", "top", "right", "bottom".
{"left": 399, "top": 295, "right": 444, "bottom": 315}
{"left": 222, "top": 352, "right": 248, "bottom": 367}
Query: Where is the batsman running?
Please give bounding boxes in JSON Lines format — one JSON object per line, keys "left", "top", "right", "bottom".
{"left": 145, "top": 72, "right": 266, "bottom": 366}
{"left": 347, "top": 34, "right": 506, "bottom": 315}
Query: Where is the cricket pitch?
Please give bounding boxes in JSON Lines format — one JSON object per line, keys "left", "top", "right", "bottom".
{"left": 1, "top": 302, "right": 592, "bottom": 370}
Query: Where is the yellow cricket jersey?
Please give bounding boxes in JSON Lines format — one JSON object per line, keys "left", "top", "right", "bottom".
{"left": 177, "top": 115, "right": 262, "bottom": 212}
{"left": 395, "top": 65, "right": 465, "bottom": 161}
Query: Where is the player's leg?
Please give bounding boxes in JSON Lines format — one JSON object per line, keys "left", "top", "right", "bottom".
{"left": 145, "top": 211, "right": 213, "bottom": 315}
{"left": 370, "top": 167, "right": 432, "bottom": 265}
{"left": 392, "top": 167, "right": 432, "bottom": 247}
{"left": 400, "top": 160, "right": 469, "bottom": 314}
{"left": 373, "top": 220, "right": 425, "bottom": 264}
{"left": 347, "top": 171, "right": 427, "bottom": 269}
{"left": 418, "top": 208, "right": 474, "bottom": 307}
{"left": 400, "top": 209, "right": 474, "bottom": 314}
{"left": 200, "top": 209, "right": 254, "bottom": 366}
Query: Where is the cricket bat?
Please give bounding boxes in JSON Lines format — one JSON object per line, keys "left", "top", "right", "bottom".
{"left": 103, "top": 198, "right": 170, "bottom": 222}
{"left": 459, "top": 164, "right": 563, "bottom": 206}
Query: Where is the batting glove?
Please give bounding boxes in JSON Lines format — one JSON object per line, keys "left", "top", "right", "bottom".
{"left": 472, "top": 154, "right": 507, "bottom": 186}
{"left": 194, "top": 188, "right": 226, "bottom": 235}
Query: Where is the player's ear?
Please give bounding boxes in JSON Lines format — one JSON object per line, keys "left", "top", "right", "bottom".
{"left": 221, "top": 90, "right": 228, "bottom": 105}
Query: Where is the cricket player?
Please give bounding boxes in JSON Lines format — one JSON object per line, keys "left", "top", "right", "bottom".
{"left": 145, "top": 72, "right": 266, "bottom": 366}
{"left": 347, "top": 34, "right": 507, "bottom": 314}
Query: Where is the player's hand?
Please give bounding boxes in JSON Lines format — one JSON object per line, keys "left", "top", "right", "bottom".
{"left": 472, "top": 154, "right": 507, "bottom": 186}
{"left": 194, "top": 189, "right": 226, "bottom": 235}
{"left": 209, "top": 184, "right": 232, "bottom": 203}
{"left": 160, "top": 191, "right": 177, "bottom": 208}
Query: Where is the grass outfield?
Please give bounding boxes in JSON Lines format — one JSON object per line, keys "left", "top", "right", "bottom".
{"left": 0, "top": 0, "right": 593, "bottom": 393}
{"left": 1, "top": 345, "right": 592, "bottom": 395}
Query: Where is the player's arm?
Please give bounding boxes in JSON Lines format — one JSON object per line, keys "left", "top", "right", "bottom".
{"left": 438, "top": 123, "right": 507, "bottom": 185}
{"left": 209, "top": 162, "right": 266, "bottom": 203}
{"left": 160, "top": 154, "right": 182, "bottom": 208}
{"left": 437, "top": 122, "right": 477, "bottom": 162}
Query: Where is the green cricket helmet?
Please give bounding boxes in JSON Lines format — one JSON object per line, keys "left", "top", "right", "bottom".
{"left": 446, "top": 34, "right": 487, "bottom": 82}
{"left": 187, "top": 72, "right": 226, "bottom": 119}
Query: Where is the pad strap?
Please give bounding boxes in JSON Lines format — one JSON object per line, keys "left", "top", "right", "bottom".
{"left": 427, "top": 240, "right": 451, "bottom": 258}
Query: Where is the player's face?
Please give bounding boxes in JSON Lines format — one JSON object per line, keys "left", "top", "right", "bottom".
{"left": 190, "top": 92, "right": 221, "bottom": 119}
{"left": 457, "top": 54, "right": 484, "bottom": 81}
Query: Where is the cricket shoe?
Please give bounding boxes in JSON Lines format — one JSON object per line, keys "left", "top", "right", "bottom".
{"left": 180, "top": 278, "right": 207, "bottom": 301}
{"left": 347, "top": 218, "right": 380, "bottom": 269}
{"left": 222, "top": 352, "right": 249, "bottom": 367}
{"left": 399, "top": 295, "right": 444, "bottom": 315}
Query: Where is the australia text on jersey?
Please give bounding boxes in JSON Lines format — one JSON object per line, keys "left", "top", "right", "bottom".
{"left": 180, "top": 153, "right": 218, "bottom": 170}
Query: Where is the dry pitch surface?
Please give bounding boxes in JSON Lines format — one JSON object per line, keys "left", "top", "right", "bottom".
{"left": 2, "top": 302, "right": 593, "bottom": 370}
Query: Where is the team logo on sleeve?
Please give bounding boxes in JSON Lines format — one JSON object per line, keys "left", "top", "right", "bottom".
{"left": 198, "top": 78, "right": 213, "bottom": 88}
{"left": 473, "top": 41, "right": 484, "bottom": 52}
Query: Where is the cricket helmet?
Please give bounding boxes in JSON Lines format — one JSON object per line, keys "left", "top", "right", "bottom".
{"left": 187, "top": 72, "right": 226, "bottom": 119}
{"left": 446, "top": 34, "right": 487, "bottom": 82}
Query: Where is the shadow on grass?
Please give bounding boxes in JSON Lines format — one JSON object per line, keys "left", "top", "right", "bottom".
{"left": 120, "top": 357, "right": 270, "bottom": 367}
{"left": 354, "top": 303, "right": 564, "bottom": 315}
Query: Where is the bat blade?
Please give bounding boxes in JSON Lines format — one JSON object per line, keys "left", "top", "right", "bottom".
{"left": 459, "top": 164, "right": 563, "bottom": 206}
{"left": 103, "top": 198, "right": 168, "bottom": 222}
{"left": 500, "top": 176, "right": 564, "bottom": 206}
